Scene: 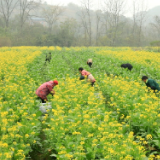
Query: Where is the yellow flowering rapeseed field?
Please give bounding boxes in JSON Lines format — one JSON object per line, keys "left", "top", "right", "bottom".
{"left": 0, "top": 47, "right": 43, "bottom": 159}
{"left": 0, "top": 46, "right": 160, "bottom": 159}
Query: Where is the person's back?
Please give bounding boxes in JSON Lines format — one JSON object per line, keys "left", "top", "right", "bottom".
{"left": 36, "top": 80, "right": 58, "bottom": 103}
{"left": 81, "top": 69, "right": 91, "bottom": 76}
{"left": 146, "top": 78, "right": 160, "bottom": 91}
{"left": 121, "top": 63, "right": 133, "bottom": 71}
{"left": 45, "top": 52, "right": 51, "bottom": 63}
{"left": 121, "top": 64, "right": 126, "bottom": 68}
{"left": 125, "top": 63, "right": 133, "bottom": 71}
{"left": 142, "top": 76, "right": 160, "bottom": 92}
{"left": 36, "top": 81, "right": 54, "bottom": 98}
{"left": 47, "top": 52, "right": 51, "bottom": 61}
{"left": 87, "top": 59, "right": 92, "bottom": 63}
{"left": 79, "top": 67, "right": 95, "bottom": 86}
{"left": 87, "top": 59, "right": 92, "bottom": 68}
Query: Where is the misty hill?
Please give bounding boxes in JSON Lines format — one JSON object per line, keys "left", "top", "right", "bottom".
{"left": 1, "top": 1, "right": 160, "bottom": 47}
{"left": 144, "top": 6, "right": 160, "bottom": 24}
{"left": 148, "top": 6, "right": 160, "bottom": 23}
{"left": 148, "top": 6, "right": 160, "bottom": 17}
{"left": 63, "top": 3, "right": 160, "bottom": 25}
{"left": 10, "top": 2, "right": 160, "bottom": 26}
{"left": 55, "top": 3, "right": 160, "bottom": 24}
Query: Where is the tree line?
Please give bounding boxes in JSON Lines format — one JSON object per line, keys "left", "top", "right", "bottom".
{"left": 0, "top": 0, "right": 160, "bottom": 47}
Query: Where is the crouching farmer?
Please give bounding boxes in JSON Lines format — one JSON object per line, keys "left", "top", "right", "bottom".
{"left": 36, "top": 80, "right": 58, "bottom": 103}
{"left": 142, "top": 76, "right": 160, "bottom": 93}
{"left": 121, "top": 63, "right": 133, "bottom": 71}
{"left": 79, "top": 67, "right": 96, "bottom": 86}
{"left": 87, "top": 59, "right": 92, "bottom": 68}
{"left": 45, "top": 52, "right": 51, "bottom": 63}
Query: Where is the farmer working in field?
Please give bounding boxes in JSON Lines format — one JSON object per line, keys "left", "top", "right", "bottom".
{"left": 36, "top": 80, "right": 58, "bottom": 103}
{"left": 45, "top": 52, "right": 52, "bottom": 63}
{"left": 87, "top": 59, "right": 92, "bottom": 68}
{"left": 79, "top": 67, "right": 96, "bottom": 86}
{"left": 121, "top": 63, "right": 133, "bottom": 71}
{"left": 142, "top": 76, "right": 160, "bottom": 92}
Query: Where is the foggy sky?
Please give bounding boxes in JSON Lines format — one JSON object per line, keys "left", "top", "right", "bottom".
{"left": 45, "top": 0, "right": 160, "bottom": 17}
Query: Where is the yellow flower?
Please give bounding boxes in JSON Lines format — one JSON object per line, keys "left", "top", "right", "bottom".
{"left": 146, "top": 134, "right": 152, "bottom": 140}
{"left": 72, "top": 131, "right": 81, "bottom": 135}
{"left": 25, "top": 134, "right": 29, "bottom": 138}
{"left": 65, "top": 154, "right": 73, "bottom": 159}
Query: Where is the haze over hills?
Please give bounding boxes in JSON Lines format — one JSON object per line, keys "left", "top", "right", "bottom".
{"left": 10, "top": 2, "right": 160, "bottom": 26}
{"left": 49, "top": 3, "right": 160, "bottom": 26}
{"left": 145, "top": 6, "right": 160, "bottom": 23}
{"left": 29, "top": 2, "right": 160, "bottom": 21}
{"left": 1, "top": 1, "right": 160, "bottom": 47}
{"left": 52, "top": 3, "right": 160, "bottom": 23}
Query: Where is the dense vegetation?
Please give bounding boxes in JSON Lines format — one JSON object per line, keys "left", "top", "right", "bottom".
{"left": 0, "top": 46, "right": 160, "bottom": 159}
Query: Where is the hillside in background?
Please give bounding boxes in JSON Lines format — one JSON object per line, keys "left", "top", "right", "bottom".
{"left": 145, "top": 6, "right": 160, "bottom": 24}
{"left": 40, "top": 3, "right": 160, "bottom": 24}
{"left": 0, "top": 1, "right": 160, "bottom": 47}
{"left": 46, "top": 3, "right": 160, "bottom": 24}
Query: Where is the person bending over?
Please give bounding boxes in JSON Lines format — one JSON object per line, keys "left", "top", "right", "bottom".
{"left": 121, "top": 63, "right": 133, "bottom": 71}
{"left": 87, "top": 59, "right": 92, "bottom": 68}
{"left": 142, "top": 76, "right": 160, "bottom": 92}
{"left": 36, "top": 80, "right": 58, "bottom": 103}
{"left": 79, "top": 67, "right": 96, "bottom": 86}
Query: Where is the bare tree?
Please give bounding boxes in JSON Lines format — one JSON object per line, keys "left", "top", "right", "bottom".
{"left": 95, "top": 10, "right": 102, "bottom": 46}
{"left": 42, "top": 4, "right": 64, "bottom": 33}
{"left": 79, "top": 0, "right": 94, "bottom": 46}
{"left": 102, "top": 0, "right": 126, "bottom": 46}
{"left": 0, "top": 0, "right": 19, "bottom": 29}
{"left": 132, "top": 0, "right": 138, "bottom": 39}
{"left": 94, "top": 1, "right": 104, "bottom": 46}
{"left": 131, "top": 0, "right": 148, "bottom": 46}
{"left": 18, "top": 0, "right": 42, "bottom": 30}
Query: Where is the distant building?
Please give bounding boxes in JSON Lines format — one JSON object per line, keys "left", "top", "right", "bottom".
{"left": 29, "top": 17, "right": 48, "bottom": 27}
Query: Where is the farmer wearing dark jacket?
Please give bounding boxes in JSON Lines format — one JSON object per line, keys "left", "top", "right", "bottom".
{"left": 142, "top": 76, "right": 160, "bottom": 92}
{"left": 121, "top": 63, "right": 133, "bottom": 71}
{"left": 45, "top": 52, "right": 51, "bottom": 63}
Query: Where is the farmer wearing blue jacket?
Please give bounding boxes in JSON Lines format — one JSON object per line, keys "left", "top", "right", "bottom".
{"left": 142, "top": 76, "right": 160, "bottom": 92}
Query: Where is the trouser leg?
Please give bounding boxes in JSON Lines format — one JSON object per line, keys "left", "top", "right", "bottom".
{"left": 91, "top": 82, "right": 95, "bottom": 86}
{"left": 41, "top": 98, "right": 46, "bottom": 103}
{"left": 88, "top": 62, "right": 92, "bottom": 68}
{"left": 37, "top": 97, "right": 46, "bottom": 103}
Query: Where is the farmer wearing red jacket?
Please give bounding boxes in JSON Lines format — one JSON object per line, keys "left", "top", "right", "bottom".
{"left": 36, "top": 80, "right": 58, "bottom": 103}
{"left": 79, "top": 67, "right": 96, "bottom": 86}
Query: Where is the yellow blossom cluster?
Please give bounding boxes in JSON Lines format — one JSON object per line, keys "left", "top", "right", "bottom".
{"left": 0, "top": 47, "right": 44, "bottom": 159}
{"left": 43, "top": 77, "right": 146, "bottom": 159}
